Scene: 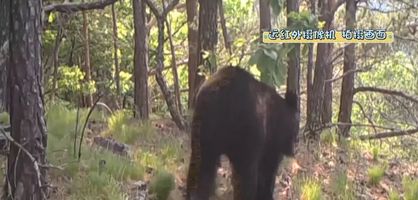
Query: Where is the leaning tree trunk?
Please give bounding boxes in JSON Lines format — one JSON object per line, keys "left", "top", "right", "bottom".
{"left": 338, "top": 0, "right": 356, "bottom": 137}
{"left": 4, "top": 0, "right": 48, "bottom": 199}
{"left": 186, "top": 0, "right": 199, "bottom": 109}
{"left": 133, "top": 0, "right": 150, "bottom": 120}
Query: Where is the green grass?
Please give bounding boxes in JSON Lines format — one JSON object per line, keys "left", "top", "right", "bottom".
{"left": 372, "top": 146, "right": 380, "bottom": 161}
{"left": 104, "top": 110, "right": 155, "bottom": 145}
{"left": 320, "top": 129, "right": 336, "bottom": 146}
{"left": 388, "top": 189, "right": 400, "bottom": 200}
{"left": 299, "top": 177, "right": 322, "bottom": 200}
{"left": 367, "top": 165, "right": 385, "bottom": 186}
{"left": 403, "top": 176, "right": 418, "bottom": 200}
{"left": 330, "top": 171, "right": 355, "bottom": 200}
{"left": 45, "top": 103, "right": 144, "bottom": 199}
{"left": 149, "top": 170, "right": 175, "bottom": 200}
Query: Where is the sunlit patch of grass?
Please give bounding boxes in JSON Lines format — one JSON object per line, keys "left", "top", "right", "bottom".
{"left": 403, "top": 176, "right": 418, "bottom": 200}
{"left": 296, "top": 177, "right": 322, "bottom": 200}
{"left": 330, "top": 171, "right": 355, "bottom": 200}
{"left": 320, "top": 129, "right": 336, "bottom": 146}
{"left": 69, "top": 173, "right": 128, "bottom": 200}
{"left": 104, "top": 110, "right": 155, "bottom": 145}
{"left": 149, "top": 170, "right": 175, "bottom": 200}
{"left": 367, "top": 165, "right": 385, "bottom": 186}
{"left": 388, "top": 189, "right": 400, "bottom": 200}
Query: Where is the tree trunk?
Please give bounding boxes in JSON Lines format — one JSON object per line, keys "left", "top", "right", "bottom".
{"left": 166, "top": 19, "right": 183, "bottom": 116}
{"left": 50, "top": 24, "right": 64, "bottom": 101}
{"left": 286, "top": 0, "right": 301, "bottom": 131}
{"left": 259, "top": 0, "right": 271, "bottom": 37}
{"left": 306, "top": 0, "right": 316, "bottom": 120}
{"left": 338, "top": 0, "right": 356, "bottom": 137}
{"left": 186, "top": 0, "right": 199, "bottom": 109}
{"left": 111, "top": 4, "right": 121, "bottom": 102}
{"left": 305, "top": 0, "right": 336, "bottom": 136}
{"left": 0, "top": 0, "right": 10, "bottom": 113}
{"left": 5, "top": 0, "right": 48, "bottom": 199}
{"left": 133, "top": 0, "right": 149, "bottom": 120}
{"left": 82, "top": 9, "right": 93, "bottom": 107}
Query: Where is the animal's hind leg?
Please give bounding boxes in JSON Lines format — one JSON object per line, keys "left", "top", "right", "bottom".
{"left": 256, "top": 148, "right": 283, "bottom": 200}
{"left": 229, "top": 153, "right": 259, "bottom": 200}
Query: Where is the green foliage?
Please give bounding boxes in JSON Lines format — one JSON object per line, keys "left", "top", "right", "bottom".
{"left": 300, "top": 178, "right": 322, "bottom": 200}
{"left": 403, "top": 176, "right": 418, "bottom": 200}
{"left": 287, "top": 11, "right": 318, "bottom": 31}
{"left": 149, "top": 170, "right": 175, "bottom": 200}
{"left": 110, "top": 70, "right": 134, "bottom": 95}
{"left": 367, "top": 165, "right": 385, "bottom": 186}
{"left": 372, "top": 146, "right": 380, "bottom": 161}
{"left": 248, "top": 43, "right": 291, "bottom": 87}
{"left": 0, "top": 112, "right": 9, "bottom": 125}
{"left": 57, "top": 66, "right": 96, "bottom": 96}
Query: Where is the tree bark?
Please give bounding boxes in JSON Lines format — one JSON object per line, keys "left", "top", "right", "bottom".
{"left": 111, "top": 4, "right": 121, "bottom": 107}
{"left": 44, "top": 0, "right": 118, "bottom": 14}
{"left": 133, "top": 0, "right": 149, "bottom": 120}
{"left": 218, "top": 0, "right": 231, "bottom": 54}
{"left": 0, "top": 0, "right": 10, "bottom": 113}
{"left": 82, "top": 9, "right": 93, "bottom": 107}
{"left": 338, "top": 0, "right": 356, "bottom": 137}
{"left": 305, "top": 0, "right": 338, "bottom": 136}
{"left": 4, "top": 0, "right": 48, "bottom": 199}
{"left": 259, "top": 0, "right": 271, "bottom": 37}
{"left": 186, "top": 0, "right": 199, "bottom": 109}
{"left": 306, "top": 0, "right": 316, "bottom": 121}
{"left": 286, "top": 0, "right": 301, "bottom": 132}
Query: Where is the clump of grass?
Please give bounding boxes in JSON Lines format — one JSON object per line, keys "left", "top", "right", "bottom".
{"left": 388, "top": 189, "right": 400, "bottom": 200}
{"left": 403, "top": 176, "right": 418, "bottom": 200}
{"left": 367, "top": 165, "right": 385, "bottom": 186}
{"left": 372, "top": 146, "right": 380, "bottom": 161}
{"left": 105, "top": 110, "right": 155, "bottom": 144}
{"left": 300, "top": 177, "right": 322, "bottom": 200}
{"left": 320, "top": 129, "right": 336, "bottom": 145}
{"left": 0, "top": 112, "right": 9, "bottom": 125}
{"left": 149, "top": 170, "right": 175, "bottom": 200}
{"left": 330, "top": 171, "right": 355, "bottom": 200}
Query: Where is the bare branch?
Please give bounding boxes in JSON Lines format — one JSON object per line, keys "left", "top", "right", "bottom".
{"left": 359, "top": 128, "right": 418, "bottom": 140}
{"left": 325, "top": 67, "right": 368, "bottom": 83}
{"left": 44, "top": 0, "right": 118, "bottom": 14}
{"left": 354, "top": 86, "right": 418, "bottom": 104}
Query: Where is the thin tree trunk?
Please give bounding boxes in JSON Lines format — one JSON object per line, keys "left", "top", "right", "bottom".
{"left": 82, "top": 9, "right": 93, "bottom": 107}
{"left": 166, "top": 19, "right": 183, "bottom": 116}
{"left": 322, "top": 43, "right": 334, "bottom": 124}
{"left": 50, "top": 24, "right": 64, "bottom": 101}
{"left": 338, "top": 0, "right": 356, "bottom": 137}
{"left": 286, "top": 0, "right": 301, "bottom": 128}
{"left": 5, "top": 0, "right": 48, "bottom": 198}
{"left": 133, "top": 0, "right": 149, "bottom": 119}
{"left": 111, "top": 4, "right": 121, "bottom": 101}
{"left": 186, "top": 0, "right": 199, "bottom": 109}
{"left": 218, "top": 0, "right": 231, "bottom": 54}
{"left": 306, "top": 0, "right": 316, "bottom": 122}
{"left": 259, "top": 0, "right": 271, "bottom": 37}
{"left": 196, "top": 0, "right": 219, "bottom": 78}
{"left": 0, "top": 0, "right": 10, "bottom": 113}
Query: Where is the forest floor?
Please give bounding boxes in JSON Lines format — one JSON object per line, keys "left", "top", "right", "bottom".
{"left": 0, "top": 109, "right": 418, "bottom": 200}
